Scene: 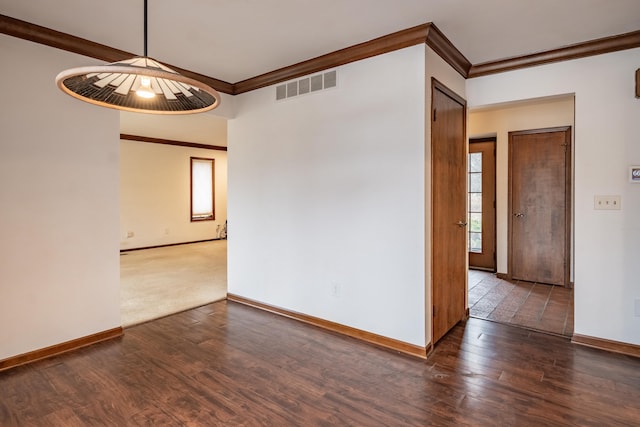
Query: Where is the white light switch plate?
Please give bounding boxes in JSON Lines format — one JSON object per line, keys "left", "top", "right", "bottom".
{"left": 594, "top": 195, "right": 621, "bottom": 210}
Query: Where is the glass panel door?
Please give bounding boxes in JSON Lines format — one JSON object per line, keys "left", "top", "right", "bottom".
{"left": 468, "top": 139, "right": 496, "bottom": 271}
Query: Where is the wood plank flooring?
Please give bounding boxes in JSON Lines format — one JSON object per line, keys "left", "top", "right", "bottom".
{"left": 469, "top": 270, "right": 574, "bottom": 336}
{"left": 2, "top": 300, "right": 639, "bottom": 426}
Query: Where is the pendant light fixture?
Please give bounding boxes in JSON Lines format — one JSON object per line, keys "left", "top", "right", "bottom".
{"left": 55, "top": 0, "right": 220, "bottom": 114}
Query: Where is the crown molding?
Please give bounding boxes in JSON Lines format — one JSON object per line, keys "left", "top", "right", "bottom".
{"left": 233, "top": 23, "right": 434, "bottom": 94}
{"left": 0, "top": 14, "right": 131, "bottom": 62}
{"left": 0, "top": 14, "right": 234, "bottom": 94}
{"left": 4, "top": 13, "right": 639, "bottom": 93}
{"left": 425, "top": 24, "right": 472, "bottom": 78}
{"left": 469, "top": 29, "right": 640, "bottom": 78}
{"left": 120, "top": 134, "right": 227, "bottom": 151}
{"left": 233, "top": 23, "right": 471, "bottom": 94}
{"left": 1, "top": 15, "right": 470, "bottom": 96}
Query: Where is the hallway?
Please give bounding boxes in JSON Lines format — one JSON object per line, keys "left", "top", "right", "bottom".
{"left": 468, "top": 270, "right": 574, "bottom": 337}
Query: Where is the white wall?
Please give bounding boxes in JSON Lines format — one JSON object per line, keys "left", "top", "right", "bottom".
{"left": 120, "top": 140, "right": 228, "bottom": 249}
{"left": 468, "top": 96, "right": 575, "bottom": 275}
{"left": 0, "top": 35, "right": 121, "bottom": 360}
{"left": 228, "top": 45, "right": 427, "bottom": 346}
{"left": 467, "top": 48, "right": 640, "bottom": 346}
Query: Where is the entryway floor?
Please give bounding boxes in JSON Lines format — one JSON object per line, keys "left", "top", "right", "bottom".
{"left": 468, "top": 270, "right": 574, "bottom": 337}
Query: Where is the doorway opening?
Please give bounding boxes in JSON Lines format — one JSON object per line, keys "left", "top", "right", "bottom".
{"left": 466, "top": 95, "right": 575, "bottom": 337}
{"left": 119, "top": 113, "right": 229, "bottom": 327}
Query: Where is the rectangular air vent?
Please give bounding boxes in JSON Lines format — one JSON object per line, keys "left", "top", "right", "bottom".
{"left": 323, "top": 70, "right": 337, "bottom": 88}
{"left": 287, "top": 81, "right": 298, "bottom": 97}
{"left": 310, "top": 75, "right": 323, "bottom": 92}
{"left": 276, "top": 70, "right": 337, "bottom": 101}
{"left": 299, "top": 78, "right": 310, "bottom": 94}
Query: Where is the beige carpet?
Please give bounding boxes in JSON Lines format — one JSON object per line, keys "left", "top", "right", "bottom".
{"left": 120, "top": 240, "right": 227, "bottom": 327}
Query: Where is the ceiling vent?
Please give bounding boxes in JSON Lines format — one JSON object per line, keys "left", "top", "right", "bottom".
{"left": 276, "top": 70, "right": 337, "bottom": 101}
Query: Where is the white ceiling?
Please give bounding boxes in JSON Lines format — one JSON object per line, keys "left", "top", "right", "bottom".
{"left": 2, "top": 0, "right": 639, "bottom": 83}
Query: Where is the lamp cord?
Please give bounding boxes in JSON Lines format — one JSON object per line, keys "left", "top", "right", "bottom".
{"left": 143, "top": 0, "right": 148, "bottom": 57}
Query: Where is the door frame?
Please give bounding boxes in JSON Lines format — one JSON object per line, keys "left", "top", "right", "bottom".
{"left": 430, "top": 78, "right": 468, "bottom": 345}
{"left": 468, "top": 137, "right": 497, "bottom": 272}
{"left": 507, "top": 126, "right": 572, "bottom": 287}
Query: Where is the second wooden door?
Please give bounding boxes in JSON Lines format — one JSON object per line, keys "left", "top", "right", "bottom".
{"left": 509, "top": 127, "right": 571, "bottom": 286}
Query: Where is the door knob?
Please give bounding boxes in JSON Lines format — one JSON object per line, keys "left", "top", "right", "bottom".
{"left": 514, "top": 212, "right": 525, "bottom": 218}
{"left": 456, "top": 221, "right": 468, "bottom": 227}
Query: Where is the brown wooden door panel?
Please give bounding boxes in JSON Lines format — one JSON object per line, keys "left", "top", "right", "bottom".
{"left": 509, "top": 127, "right": 571, "bottom": 286}
{"left": 432, "top": 80, "right": 467, "bottom": 344}
{"left": 468, "top": 139, "right": 496, "bottom": 271}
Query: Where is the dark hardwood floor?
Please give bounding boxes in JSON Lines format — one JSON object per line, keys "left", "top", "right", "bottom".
{"left": 2, "top": 300, "right": 639, "bottom": 426}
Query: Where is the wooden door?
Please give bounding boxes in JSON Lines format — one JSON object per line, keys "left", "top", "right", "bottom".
{"left": 509, "top": 127, "right": 571, "bottom": 286}
{"left": 468, "top": 139, "right": 496, "bottom": 271}
{"left": 432, "top": 79, "right": 467, "bottom": 344}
